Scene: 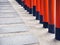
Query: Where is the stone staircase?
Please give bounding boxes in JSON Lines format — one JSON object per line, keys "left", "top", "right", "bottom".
{"left": 0, "top": 0, "right": 38, "bottom": 45}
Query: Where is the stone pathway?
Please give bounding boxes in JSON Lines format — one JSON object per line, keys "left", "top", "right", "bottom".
{"left": 0, "top": 0, "right": 38, "bottom": 45}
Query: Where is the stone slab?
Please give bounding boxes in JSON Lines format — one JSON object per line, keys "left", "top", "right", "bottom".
{"left": 0, "top": 0, "right": 9, "bottom": 2}
{"left": 0, "top": 10, "right": 16, "bottom": 12}
{"left": 0, "top": 17, "right": 23, "bottom": 25}
{"left": 0, "top": 13, "right": 19, "bottom": 18}
{"left": 0, "top": 5, "right": 11, "bottom": 7}
{"left": 0, "top": 34, "right": 38, "bottom": 45}
{"left": 0, "top": 7, "right": 14, "bottom": 10}
{"left": 0, "top": 24, "right": 29, "bottom": 33}
{"left": 0, "top": 12, "right": 18, "bottom": 14}
{"left": 0, "top": 2, "right": 10, "bottom": 5}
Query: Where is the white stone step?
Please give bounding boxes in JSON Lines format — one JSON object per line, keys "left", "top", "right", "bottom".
{"left": 0, "top": 34, "right": 38, "bottom": 45}
{"left": 0, "top": 24, "right": 29, "bottom": 33}
{"left": 0, "top": 5, "right": 11, "bottom": 6}
{"left": 0, "top": 2, "right": 10, "bottom": 5}
{"left": 0, "top": 0, "right": 8, "bottom": 2}
{"left": 0, "top": 6, "right": 14, "bottom": 10}
{"left": 0, "top": 9, "right": 16, "bottom": 12}
{"left": 0, "top": 17, "right": 23, "bottom": 25}
{"left": 0, "top": 12, "right": 18, "bottom": 14}
{"left": 0, "top": 13, "right": 18, "bottom": 18}
{"left": 0, "top": 8, "right": 13, "bottom": 10}
{"left": 0, "top": 10, "right": 16, "bottom": 12}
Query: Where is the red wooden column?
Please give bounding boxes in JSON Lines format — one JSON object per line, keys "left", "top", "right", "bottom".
{"left": 43, "top": 0, "right": 49, "bottom": 28}
{"left": 36, "top": 0, "right": 40, "bottom": 20}
{"left": 48, "top": 0, "right": 55, "bottom": 33}
{"left": 40, "top": 0, "right": 44, "bottom": 24}
{"left": 26, "top": 0, "right": 30, "bottom": 12}
{"left": 29, "top": 0, "right": 33, "bottom": 14}
{"left": 21, "top": 0, "right": 24, "bottom": 6}
{"left": 55, "top": 0, "right": 60, "bottom": 40}
{"left": 24, "top": 0, "right": 27, "bottom": 10}
{"left": 26, "top": 0, "right": 32, "bottom": 14}
{"left": 33, "top": 0, "right": 36, "bottom": 16}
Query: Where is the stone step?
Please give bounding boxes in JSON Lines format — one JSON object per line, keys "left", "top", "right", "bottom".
{"left": 0, "top": 6, "right": 14, "bottom": 10}
{"left": 0, "top": 10, "right": 16, "bottom": 12}
{"left": 0, "top": 7, "right": 13, "bottom": 10}
{"left": 0, "top": 24, "right": 29, "bottom": 33}
{"left": 0, "top": 5, "right": 11, "bottom": 6}
{"left": 0, "top": 2, "right": 10, "bottom": 5}
{"left": 0, "top": 13, "right": 19, "bottom": 18}
{"left": 0, "top": 34, "right": 38, "bottom": 45}
{"left": 0, "top": 17, "right": 24, "bottom": 25}
{"left": 0, "top": 12, "right": 18, "bottom": 14}
{"left": 0, "top": 0, "right": 8, "bottom": 2}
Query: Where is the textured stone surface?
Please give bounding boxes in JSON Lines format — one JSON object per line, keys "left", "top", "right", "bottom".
{"left": 0, "top": 8, "right": 13, "bottom": 10}
{"left": 0, "top": 5, "right": 11, "bottom": 7}
{"left": 0, "top": 6, "right": 14, "bottom": 10}
{"left": 0, "top": 2, "right": 10, "bottom": 5}
{"left": 0, "top": 35, "right": 38, "bottom": 45}
{"left": 0, "top": 0, "right": 38, "bottom": 45}
{"left": 0, "top": 24, "right": 29, "bottom": 33}
{"left": 0, "top": 10, "right": 15, "bottom": 12}
{"left": 0, "top": 13, "right": 18, "bottom": 18}
{"left": 0, "top": 0, "right": 9, "bottom": 2}
{"left": 0, "top": 17, "right": 23, "bottom": 24}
